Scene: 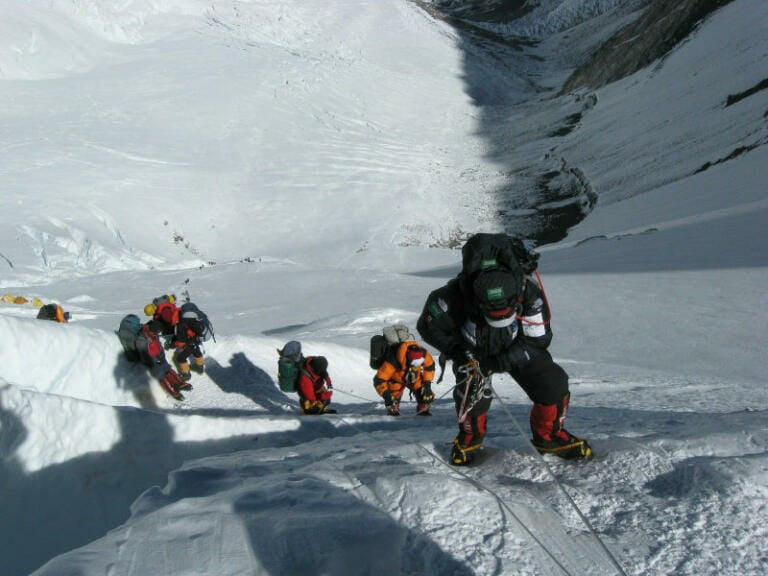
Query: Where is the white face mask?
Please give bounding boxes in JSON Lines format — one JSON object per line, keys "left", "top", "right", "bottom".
{"left": 409, "top": 357, "right": 425, "bottom": 367}
{"left": 485, "top": 314, "right": 515, "bottom": 328}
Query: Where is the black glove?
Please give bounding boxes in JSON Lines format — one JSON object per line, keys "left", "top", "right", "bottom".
{"left": 382, "top": 390, "right": 394, "bottom": 407}
{"left": 419, "top": 382, "right": 434, "bottom": 403}
{"left": 449, "top": 347, "right": 475, "bottom": 364}
{"left": 486, "top": 344, "right": 531, "bottom": 373}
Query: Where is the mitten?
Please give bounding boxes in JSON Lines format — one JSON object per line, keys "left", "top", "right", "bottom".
{"left": 419, "top": 382, "right": 434, "bottom": 403}
{"left": 483, "top": 342, "right": 531, "bottom": 372}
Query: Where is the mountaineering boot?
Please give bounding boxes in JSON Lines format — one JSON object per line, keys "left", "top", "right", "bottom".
{"left": 416, "top": 403, "right": 432, "bottom": 416}
{"left": 530, "top": 396, "right": 592, "bottom": 460}
{"left": 170, "top": 368, "right": 193, "bottom": 392}
{"left": 177, "top": 380, "right": 193, "bottom": 392}
{"left": 191, "top": 355, "right": 205, "bottom": 374}
{"left": 532, "top": 431, "right": 593, "bottom": 460}
{"left": 302, "top": 400, "right": 327, "bottom": 415}
{"left": 381, "top": 391, "right": 400, "bottom": 416}
{"left": 322, "top": 400, "right": 337, "bottom": 415}
{"left": 177, "top": 361, "right": 192, "bottom": 382}
{"left": 159, "top": 371, "right": 185, "bottom": 400}
{"left": 450, "top": 438, "right": 482, "bottom": 466}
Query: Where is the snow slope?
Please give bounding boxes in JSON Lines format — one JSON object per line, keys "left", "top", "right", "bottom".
{"left": 1, "top": 1, "right": 766, "bottom": 575}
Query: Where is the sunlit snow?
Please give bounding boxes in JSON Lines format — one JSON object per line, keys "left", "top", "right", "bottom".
{"left": 1, "top": 1, "right": 766, "bottom": 575}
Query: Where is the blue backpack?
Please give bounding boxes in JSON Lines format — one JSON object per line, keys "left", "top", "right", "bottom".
{"left": 117, "top": 314, "right": 142, "bottom": 361}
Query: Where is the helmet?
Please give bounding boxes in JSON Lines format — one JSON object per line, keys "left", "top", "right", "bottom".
{"left": 472, "top": 269, "right": 518, "bottom": 328}
{"left": 144, "top": 303, "right": 157, "bottom": 316}
{"left": 310, "top": 356, "right": 328, "bottom": 375}
{"left": 182, "top": 308, "right": 201, "bottom": 321}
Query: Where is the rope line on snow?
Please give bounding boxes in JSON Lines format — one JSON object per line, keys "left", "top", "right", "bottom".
{"left": 332, "top": 381, "right": 454, "bottom": 410}
{"left": 322, "top": 393, "right": 578, "bottom": 576}
{"left": 415, "top": 442, "right": 577, "bottom": 576}
{"left": 292, "top": 383, "right": 622, "bottom": 575}
{"left": 330, "top": 386, "right": 380, "bottom": 404}
{"left": 491, "top": 388, "right": 629, "bottom": 576}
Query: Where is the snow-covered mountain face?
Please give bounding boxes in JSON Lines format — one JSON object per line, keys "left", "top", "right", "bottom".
{"left": 1, "top": 1, "right": 766, "bottom": 575}
{"left": 2, "top": 0, "right": 762, "bottom": 279}
{"left": 425, "top": 0, "right": 765, "bottom": 242}
{"left": 0, "top": 0, "right": 495, "bottom": 282}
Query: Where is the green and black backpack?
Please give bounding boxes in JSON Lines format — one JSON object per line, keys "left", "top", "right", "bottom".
{"left": 277, "top": 340, "right": 304, "bottom": 392}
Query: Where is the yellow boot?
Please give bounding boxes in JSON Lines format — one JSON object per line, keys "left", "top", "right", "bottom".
{"left": 191, "top": 355, "right": 205, "bottom": 374}
{"left": 177, "top": 361, "right": 192, "bottom": 382}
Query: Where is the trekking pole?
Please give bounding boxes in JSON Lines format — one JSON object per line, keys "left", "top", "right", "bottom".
{"left": 492, "top": 388, "right": 629, "bottom": 576}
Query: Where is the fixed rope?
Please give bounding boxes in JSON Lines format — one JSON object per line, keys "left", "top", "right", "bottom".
{"left": 322, "top": 399, "right": 575, "bottom": 574}
{"left": 492, "top": 388, "right": 629, "bottom": 576}
{"left": 415, "top": 441, "right": 577, "bottom": 576}
{"left": 330, "top": 386, "right": 379, "bottom": 404}
{"left": 332, "top": 380, "right": 454, "bottom": 413}
{"left": 327, "top": 379, "right": 579, "bottom": 576}
{"left": 293, "top": 379, "right": 624, "bottom": 575}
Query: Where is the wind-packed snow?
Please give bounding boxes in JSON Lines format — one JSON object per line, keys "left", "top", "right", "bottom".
{"left": 1, "top": 1, "right": 766, "bottom": 575}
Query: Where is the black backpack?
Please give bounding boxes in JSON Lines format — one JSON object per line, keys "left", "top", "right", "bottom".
{"left": 461, "top": 233, "right": 539, "bottom": 277}
{"left": 179, "top": 302, "right": 214, "bottom": 342}
{"left": 369, "top": 324, "right": 413, "bottom": 370}
{"left": 460, "top": 233, "right": 539, "bottom": 295}
{"left": 277, "top": 341, "right": 304, "bottom": 392}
